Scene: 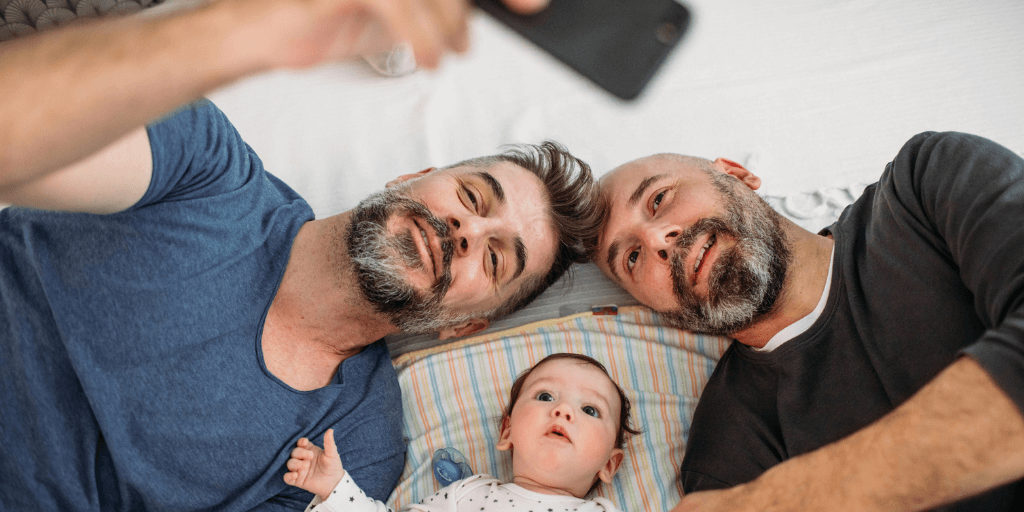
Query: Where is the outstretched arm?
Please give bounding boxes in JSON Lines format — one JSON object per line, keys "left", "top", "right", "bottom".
{"left": 0, "top": 0, "right": 474, "bottom": 211}
{"left": 673, "top": 357, "right": 1024, "bottom": 512}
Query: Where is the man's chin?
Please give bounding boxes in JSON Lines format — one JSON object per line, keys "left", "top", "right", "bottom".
{"left": 661, "top": 306, "right": 758, "bottom": 337}
{"left": 665, "top": 277, "right": 765, "bottom": 335}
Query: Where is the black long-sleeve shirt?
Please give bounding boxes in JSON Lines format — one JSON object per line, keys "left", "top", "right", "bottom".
{"left": 681, "top": 132, "right": 1024, "bottom": 511}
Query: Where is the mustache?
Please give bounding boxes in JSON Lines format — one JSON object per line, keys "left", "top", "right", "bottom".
{"left": 672, "top": 217, "right": 734, "bottom": 259}
{"left": 666, "top": 212, "right": 765, "bottom": 306}
{"left": 348, "top": 191, "right": 455, "bottom": 301}
{"left": 661, "top": 197, "right": 790, "bottom": 335}
{"left": 669, "top": 217, "right": 737, "bottom": 294}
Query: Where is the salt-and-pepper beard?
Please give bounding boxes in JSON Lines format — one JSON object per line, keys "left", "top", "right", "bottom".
{"left": 663, "top": 179, "right": 790, "bottom": 336}
{"left": 346, "top": 188, "right": 476, "bottom": 334}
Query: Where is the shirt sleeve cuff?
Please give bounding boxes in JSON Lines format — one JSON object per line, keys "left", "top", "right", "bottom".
{"left": 307, "top": 473, "right": 387, "bottom": 512}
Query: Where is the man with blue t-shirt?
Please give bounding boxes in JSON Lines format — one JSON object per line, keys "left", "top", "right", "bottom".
{"left": 0, "top": 0, "right": 583, "bottom": 511}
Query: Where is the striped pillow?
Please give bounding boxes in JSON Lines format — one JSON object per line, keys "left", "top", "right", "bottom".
{"left": 388, "top": 307, "right": 730, "bottom": 512}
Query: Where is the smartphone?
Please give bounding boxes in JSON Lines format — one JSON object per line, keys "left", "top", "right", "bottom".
{"left": 474, "top": 0, "right": 691, "bottom": 101}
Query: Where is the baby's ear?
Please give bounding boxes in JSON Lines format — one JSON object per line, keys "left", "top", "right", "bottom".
{"left": 496, "top": 417, "right": 512, "bottom": 451}
{"left": 597, "top": 448, "right": 624, "bottom": 483}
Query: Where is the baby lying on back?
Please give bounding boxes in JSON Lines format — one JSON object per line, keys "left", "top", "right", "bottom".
{"left": 285, "top": 353, "right": 642, "bottom": 511}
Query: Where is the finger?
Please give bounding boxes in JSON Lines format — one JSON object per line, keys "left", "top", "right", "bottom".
{"left": 324, "top": 429, "right": 340, "bottom": 460}
{"left": 425, "top": 0, "right": 469, "bottom": 52}
{"left": 297, "top": 437, "right": 310, "bottom": 448}
{"left": 284, "top": 471, "right": 297, "bottom": 485}
{"left": 287, "top": 458, "right": 306, "bottom": 472}
{"left": 449, "top": 16, "right": 470, "bottom": 54}
{"left": 501, "top": 0, "right": 549, "bottom": 14}
{"left": 399, "top": 0, "right": 449, "bottom": 68}
{"left": 291, "top": 447, "right": 313, "bottom": 460}
{"left": 364, "top": 0, "right": 444, "bottom": 68}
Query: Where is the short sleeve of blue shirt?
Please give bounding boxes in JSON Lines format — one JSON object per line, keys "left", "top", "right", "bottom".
{"left": 0, "top": 100, "right": 406, "bottom": 511}
{"left": 140, "top": 100, "right": 259, "bottom": 208}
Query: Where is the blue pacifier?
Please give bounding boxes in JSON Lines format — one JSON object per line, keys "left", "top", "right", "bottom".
{"left": 432, "top": 447, "right": 473, "bottom": 487}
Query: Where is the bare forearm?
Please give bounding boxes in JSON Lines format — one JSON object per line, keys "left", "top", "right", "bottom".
{"left": 0, "top": 2, "right": 275, "bottom": 187}
{"left": 677, "top": 357, "right": 1024, "bottom": 511}
{"left": 739, "top": 358, "right": 1024, "bottom": 510}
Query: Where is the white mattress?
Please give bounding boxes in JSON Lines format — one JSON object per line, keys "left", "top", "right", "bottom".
{"left": 207, "top": 0, "right": 1024, "bottom": 210}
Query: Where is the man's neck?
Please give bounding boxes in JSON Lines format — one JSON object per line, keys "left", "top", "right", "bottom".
{"left": 262, "top": 213, "right": 399, "bottom": 390}
{"left": 730, "top": 220, "right": 835, "bottom": 348}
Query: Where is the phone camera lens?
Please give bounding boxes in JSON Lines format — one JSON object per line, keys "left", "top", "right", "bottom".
{"left": 655, "top": 22, "right": 677, "bottom": 44}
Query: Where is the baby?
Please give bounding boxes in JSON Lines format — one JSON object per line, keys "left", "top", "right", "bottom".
{"left": 284, "top": 353, "right": 642, "bottom": 512}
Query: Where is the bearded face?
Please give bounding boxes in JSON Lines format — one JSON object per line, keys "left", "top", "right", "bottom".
{"left": 345, "top": 187, "right": 476, "bottom": 334}
{"left": 662, "top": 177, "right": 790, "bottom": 335}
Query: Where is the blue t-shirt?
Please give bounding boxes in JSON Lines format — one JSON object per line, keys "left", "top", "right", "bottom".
{"left": 0, "top": 101, "right": 405, "bottom": 511}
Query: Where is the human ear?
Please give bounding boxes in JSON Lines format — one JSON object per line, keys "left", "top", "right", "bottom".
{"left": 385, "top": 167, "right": 435, "bottom": 188}
{"left": 496, "top": 417, "right": 513, "bottom": 451}
{"left": 712, "top": 158, "right": 761, "bottom": 191}
{"left": 597, "top": 448, "right": 624, "bottom": 483}
{"left": 438, "top": 318, "right": 489, "bottom": 340}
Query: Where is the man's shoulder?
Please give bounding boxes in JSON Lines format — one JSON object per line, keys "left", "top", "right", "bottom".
{"left": 142, "top": 99, "right": 307, "bottom": 209}
{"left": 834, "top": 130, "right": 1022, "bottom": 248}
{"left": 889, "top": 131, "right": 1022, "bottom": 191}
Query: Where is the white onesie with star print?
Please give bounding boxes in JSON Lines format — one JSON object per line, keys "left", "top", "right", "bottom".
{"left": 304, "top": 474, "right": 622, "bottom": 512}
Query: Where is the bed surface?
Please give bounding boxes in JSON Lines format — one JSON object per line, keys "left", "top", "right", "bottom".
{"left": 203, "top": 4, "right": 1023, "bottom": 506}
{"left": 208, "top": 0, "right": 1024, "bottom": 210}
{"left": 7, "top": 0, "right": 1022, "bottom": 509}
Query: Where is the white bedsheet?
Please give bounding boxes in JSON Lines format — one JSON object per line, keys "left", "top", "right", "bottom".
{"left": 207, "top": 0, "right": 1024, "bottom": 212}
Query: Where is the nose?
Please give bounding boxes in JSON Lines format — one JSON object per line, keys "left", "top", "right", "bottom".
{"left": 551, "top": 401, "right": 573, "bottom": 422}
{"left": 449, "top": 214, "right": 497, "bottom": 257}
{"left": 641, "top": 222, "right": 681, "bottom": 261}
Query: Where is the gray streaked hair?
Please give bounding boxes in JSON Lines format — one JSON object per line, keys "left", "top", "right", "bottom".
{"left": 446, "top": 141, "right": 600, "bottom": 319}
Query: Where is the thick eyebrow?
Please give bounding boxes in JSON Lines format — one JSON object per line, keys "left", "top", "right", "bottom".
{"left": 474, "top": 170, "right": 522, "bottom": 281}
{"left": 474, "top": 171, "right": 505, "bottom": 203}
{"left": 605, "top": 240, "right": 622, "bottom": 283}
{"left": 513, "top": 236, "right": 527, "bottom": 280}
{"left": 605, "top": 174, "right": 669, "bottom": 282}
{"left": 628, "top": 174, "right": 666, "bottom": 207}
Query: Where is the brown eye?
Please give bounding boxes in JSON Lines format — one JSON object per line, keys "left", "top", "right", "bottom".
{"left": 652, "top": 191, "right": 665, "bottom": 213}
{"left": 463, "top": 185, "right": 478, "bottom": 210}
{"left": 627, "top": 249, "right": 639, "bottom": 271}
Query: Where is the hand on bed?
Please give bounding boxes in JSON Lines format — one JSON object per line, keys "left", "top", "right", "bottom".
{"left": 284, "top": 428, "right": 346, "bottom": 501}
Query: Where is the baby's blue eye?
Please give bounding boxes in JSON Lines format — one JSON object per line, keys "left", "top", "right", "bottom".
{"left": 536, "top": 392, "right": 553, "bottom": 401}
{"left": 582, "top": 406, "right": 599, "bottom": 418}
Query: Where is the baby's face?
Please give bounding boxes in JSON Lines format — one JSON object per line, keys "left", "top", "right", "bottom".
{"left": 497, "top": 359, "right": 624, "bottom": 497}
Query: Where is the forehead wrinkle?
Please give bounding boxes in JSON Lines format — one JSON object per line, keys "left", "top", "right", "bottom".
{"left": 475, "top": 171, "right": 505, "bottom": 203}
{"left": 627, "top": 174, "right": 666, "bottom": 207}
{"left": 513, "top": 236, "right": 527, "bottom": 280}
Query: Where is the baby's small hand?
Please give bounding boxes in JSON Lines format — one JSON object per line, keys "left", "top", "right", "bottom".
{"left": 284, "top": 429, "right": 346, "bottom": 501}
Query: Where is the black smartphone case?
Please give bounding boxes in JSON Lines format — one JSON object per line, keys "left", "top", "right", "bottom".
{"left": 475, "top": 0, "right": 691, "bottom": 100}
